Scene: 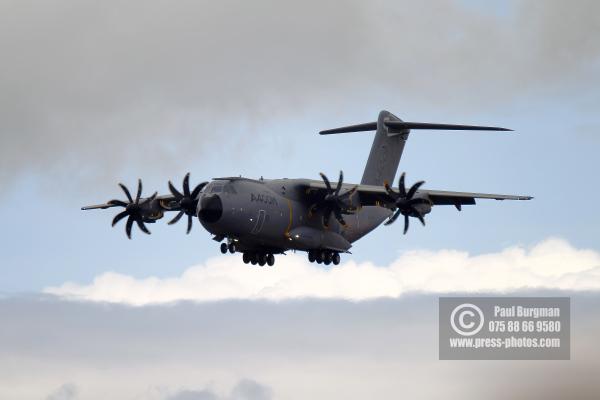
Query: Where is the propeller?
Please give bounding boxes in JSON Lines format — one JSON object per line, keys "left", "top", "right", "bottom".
{"left": 384, "top": 172, "right": 431, "bottom": 234}
{"left": 309, "top": 171, "right": 357, "bottom": 227}
{"left": 167, "top": 173, "right": 208, "bottom": 234}
{"left": 108, "top": 179, "right": 157, "bottom": 239}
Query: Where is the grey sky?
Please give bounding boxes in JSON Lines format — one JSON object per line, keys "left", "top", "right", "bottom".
{"left": 2, "top": 293, "right": 599, "bottom": 399}
{"left": 2, "top": 4, "right": 600, "bottom": 398}
{"left": 1, "top": 0, "right": 598, "bottom": 188}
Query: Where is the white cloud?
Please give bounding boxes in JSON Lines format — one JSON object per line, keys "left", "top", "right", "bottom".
{"left": 44, "top": 238, "right": 600, "bottom": 305}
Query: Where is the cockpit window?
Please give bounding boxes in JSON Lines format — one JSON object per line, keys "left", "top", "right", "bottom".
{"left": 211, "top": 185, "right": 223, "bottom": 193}
{"left": 223, "top": 183, "right": 237, "bottom": 194}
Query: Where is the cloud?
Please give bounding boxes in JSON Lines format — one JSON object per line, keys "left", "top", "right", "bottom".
{"left": 45, "top": 238, "right": 600, "bottom": 305}
{"left": 3, "top": 294, "right": 600, "bottom": 399}
{"left": 166, "top": 380, "right": 271, "bottom": 400}
{"left": 46, "top": 384, "right": 78, "bottom": 400}
{"left": 1, "top": 1, "right": 599, "bottom": 188}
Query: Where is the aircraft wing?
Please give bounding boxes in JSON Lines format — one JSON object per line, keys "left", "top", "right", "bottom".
{"left": 304, "top": 180, "right": 532, "bottom": 209}
{"left": 81, "top": 194, "right": 177, "bottom": 210}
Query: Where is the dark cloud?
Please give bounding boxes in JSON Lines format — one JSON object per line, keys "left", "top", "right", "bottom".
{"left": 46, "top": 383, "right": 78, "bottom": 400}
{"left": 2, "top": 292, "right": 600, "bottom": 399}
{"left": 0, "top": 1, "right": 598, "bottom": 189}
{"left": 167, "top": 389, "right": 218, "bottom": 400}
{"left": 166, "top": 380, "right": 271, "bottom": 400}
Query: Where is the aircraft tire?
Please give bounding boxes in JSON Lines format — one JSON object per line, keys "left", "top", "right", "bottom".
{"left": 228, "top": 243, "right": 236, "bottom": 254}
{"left": 266, "top": 254, "right": 275, "bottom": 266}
{"left": 324, "top": 251, "right": 333, "bottom": 264}
{"left": 242, "top": 253, "right": 250, "bottom": 264}
{"left": 220, "top": 243, "right": 228, "bottom": 254}
{"left": 308, "top": 251, "right": 316, "bottom": 263}
{"left": 258, "top": 253, "right": 267, "bottom": 266}
{"left": 332, "top": 253, "right": 340, "bottom": 265}
{"left": 315, "top": 252, "right": 323, "bottom": 264}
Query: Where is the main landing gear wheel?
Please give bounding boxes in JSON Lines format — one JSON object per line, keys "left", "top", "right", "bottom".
{"left": 250, "top": 253, "right": 258, "bottom": 265}
{"left": 266, "top": 253, "right": 275, "bottom": 266}
{"left": 243, "top": 252, "right": 251, "bottom": 264}
{"left": 315, "top": 251, "right": 323, "bottom": 264}
{"left": 332, "top": 252, "right": 340, "bottom": 265}
{"left": 258, "top": 253, "right": 267, "bottom": 266}
{"left": 220, "top": 243, "right": 228, "bottom": 254}
{"left": 308, "top": 250, "right": 340, "bottom": 265}
{"left": 228, "top": 243, "right": 236, "bottom": 254}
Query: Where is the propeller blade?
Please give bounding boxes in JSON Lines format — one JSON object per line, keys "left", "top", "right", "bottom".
{"left": 335, "top": 171, "right": 343, "bottom": 196}
{"left": 384, "top": 181, "right": 397, "bottom": 198}
{"left": 141, "top": 192, "right": 158, "bottom": 204}
{"left": 320, "top": 172, "right": 332, "bottom": 192}
{"left": 136, "top": 218, "right": 151, "bottom": 235}
{"left": 334, "top": 208, "right": 346, "bottom": 226}
{"left": 168, "top": 181, "right": 183, "bottom": 199}
{"left": 168, "top": 210, "right": 184, "bottom": 225}
{"left": 112, "top": 210, "right": 129, "bottom": 226}
{"left": 406, "top": 180, "right": 425, "bottom": 199}
{"left": 191, "top": 182, "right": 208, "bottom": 199}
{"left": 108, "top": 199, "right": 129, "bottom": 207}
{"left": 186, "top": 214, "right": 193, "bottom": 234}
{"left": 119, "top": 183, "right": 133, "bottom": 203}
{"left": 339, "top": 185, "right": 358, "bottom": 200}
{"left": 135, "top": 179, "right": 142, "bottom": 203}
{"left": 416, "top": 212, "right": 426, "bottom": 226}
{"left": 384, "top": 209, "right": 402, "bottom": 226}
{"left": 398, "top": 173, "right": 406, "bottom": 197}
{"left": 323, "top": 208, "right": 332, "bottom": 227}
{"left": 183, "top": 173, "right": 191, "bottom": 197}
{"left": 403, "top": 214, "right": 409, "bottom": 234}
{"left": 125, "top": 216, "right": 134, "bottom": 239}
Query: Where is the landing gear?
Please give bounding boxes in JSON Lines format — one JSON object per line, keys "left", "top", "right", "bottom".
{"left": 228, "top": 243, "right": 236, "bottom": 254}
{"left": 258, "top": 253, "right": 267, "bottom": 266}
{"left": 315, "top": 251, "right": 323, "bottom": 264}
{"left": 332, "top": 252, "right": 340, "bottom": 265}
{"left": 243, "top": 252, "right": 276, "bottom": 266}
{"left": 220, "top": 243, "right": 228, "bottom": 254}
{"left": 308, "top": 249, "right": 340, "bottom": 266}
{"left": 243, "top": 252, "right": 251, "bottom": 264}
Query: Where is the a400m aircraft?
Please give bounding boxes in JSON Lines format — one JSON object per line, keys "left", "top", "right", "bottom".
{"left": 83, "top": 110, "right": 532, "bottom": 266}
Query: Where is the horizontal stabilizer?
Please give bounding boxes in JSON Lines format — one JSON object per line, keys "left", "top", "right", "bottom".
{"left": 320, "top": 120, "right": 511, "bottom": 134}
{"left": 386, "top": 121, "right": 512, "bottom": 132}
{"left": 319, "top": 122, "right": 378, "bottom": 134}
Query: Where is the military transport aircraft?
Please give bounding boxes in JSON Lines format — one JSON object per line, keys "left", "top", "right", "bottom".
{"left": 83, "top": 110, "right": 532, "bottom": 266}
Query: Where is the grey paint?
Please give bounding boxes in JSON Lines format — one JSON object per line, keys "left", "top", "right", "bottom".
{"left": 360, "top": 110, "right": 408, "bottom": 186}
{"left": 82, "top": 110, "right": 532, "bottom": 263}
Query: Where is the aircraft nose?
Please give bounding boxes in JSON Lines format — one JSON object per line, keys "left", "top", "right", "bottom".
{"left": 198, "top": 194, "right": 223, "bottom": 224}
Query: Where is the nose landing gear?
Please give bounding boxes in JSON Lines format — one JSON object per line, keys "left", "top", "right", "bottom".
{"left": 308, "top": 250, "right": 340, "bottom": 265}
{"left": 220, "top": 241, "right": 237, "bottom": 254}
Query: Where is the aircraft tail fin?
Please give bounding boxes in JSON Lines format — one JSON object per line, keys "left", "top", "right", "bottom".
{"left": 319, "top": 110, "right": 512, "bottom": 186}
